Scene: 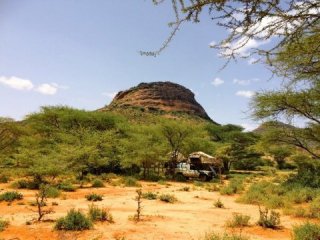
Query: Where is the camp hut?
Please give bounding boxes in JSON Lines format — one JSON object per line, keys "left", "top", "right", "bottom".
{"left": 188, "top": 151, "right": 221, "bottom": 166}
{"left": 189, "top": 151, "right": 223, "bottom": 171}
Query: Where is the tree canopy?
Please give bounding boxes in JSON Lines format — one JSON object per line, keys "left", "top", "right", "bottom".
{"left": 145, "top": 0, "right": 320, "bottom": 72}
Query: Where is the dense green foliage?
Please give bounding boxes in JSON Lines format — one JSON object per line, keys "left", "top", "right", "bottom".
{"left": 0, "top": 105, "right": 269, "bottom": 184}
{"left": 85, "top": 193, "right": 103, "bottom": 202}
{"left": 54, "top": 209, "right": 93, "bottom": 231}
{"left": 293, "top": 223, "right": 320, "bottom": 240}
{"left": 88, "top": 204, "right": 114, "bottom": 223}
{"left": 0, "top": 191, "right": 23, "bottom": 202}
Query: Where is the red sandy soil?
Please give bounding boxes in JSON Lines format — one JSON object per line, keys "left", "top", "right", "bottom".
{"left": 0, "top": 181, "right": 308, "bottom": 240}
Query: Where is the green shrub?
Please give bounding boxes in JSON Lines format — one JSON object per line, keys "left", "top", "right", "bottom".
{"left": 54, "top": 209, "right": 93, "bottom": 231}
{"left": 11, "top": 179, "right": 28, "bottom": 189}
{"left": 142, "top": 192, "right": 157, "bottom": 200}
{"left": 202, "top": 232, "right": 250, "bottom": 240}
{"left": 0, "top": 175, "right": 9, "bottom": 183}
{"left": 257, "top": 207, "right": 280, "bottom": 229}
{"left": 100, "top": 173, "right": 117, "bottom": 182}
{"left": 0, "top": 191, "right": 23, "bottom": 202}
{"left": 46, "top": 186, "right": 61, "bottom": 198}
{"left": 220, "top": 178, "right": 244, "bottom": 195}
{"left": 226, "top": 213, "right": 250, "bottom": 228}
{"left": 10, "top": 179, "right": 39, "bottom": 189}
{"left": 85, "top": 193, "right": 103, "bottom": 201}
{"left": 0, "top": 219, "right": 9, "bottom": 231}
{"left": 57, "top": 182, "right": 76, "bottom": 192}
{"left": 91, "top": 179, "right": 105, "bottom": 188}
{"left": 159, "top": 194, "right": 177, "bottom": 203}
{"left": 122, "top": 177, "right": 141, "bottom": 187}
{"left": 287, "top": 157, "right": 320, "bottom": 188}
{"left": 291, "top": 207, "right": 307, "bottom": 218}
{"left": 293, "top": 222, "right": 320, "bottom": 240}
{"left": 308, "top": 197, "right": 320, "bottom": 218}
{"left": 265, "top": 195, "right": 285, "bottom": 209}
{"left": 286, "top": 187, "right": 315, "bottom": 204}
{"left": 88, "top": 204, "right": 114, "bottom": 223}
{"left": 214, "top": 199, "right": 224, "bottom": 208}
{"left": 238, "top": 181, "right": 284, "bottom": 207}
{"left": 179, "top": 186, "right": 190, "bottom": 192}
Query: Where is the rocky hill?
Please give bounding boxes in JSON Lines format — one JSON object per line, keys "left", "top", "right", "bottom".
{"left": 102, "top": 81, "right": 214, "bottom": 122}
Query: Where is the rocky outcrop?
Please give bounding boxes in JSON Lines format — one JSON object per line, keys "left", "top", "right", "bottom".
{"left": 104, "top": 81, "right": 213, "bottom": 121}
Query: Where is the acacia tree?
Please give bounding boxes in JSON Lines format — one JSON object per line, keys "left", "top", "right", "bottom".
{"left": 145, "top": 0, "right": 320, "bottom": 67}
{"left": 251, "top": 30, "right": 320, "bottom": 159}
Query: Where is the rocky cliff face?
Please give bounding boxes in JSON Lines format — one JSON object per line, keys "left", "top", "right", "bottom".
{"left": 105, "top": 82, "right": 213, "bottom": 121}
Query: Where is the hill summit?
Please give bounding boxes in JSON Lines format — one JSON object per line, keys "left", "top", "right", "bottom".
{"left": 104, "top": 81, "right": 213, "bottom": 121}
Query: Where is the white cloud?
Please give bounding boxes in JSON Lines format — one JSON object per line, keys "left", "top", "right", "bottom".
{"left": 233, "top": 78, "right": 260, "bottom": 86}
{"left": 102, "top": 91, "right": 117, "bottom": 99}
{"left": 0, "top": 76, "right": 68, "bottom": 96}
{"left": 0, "top": 76, "right": 34, "bottom": 90}
{"left": 241, "top": 123, "right": 259, "bottom": 132}
{"left": 211, "top": 77, "right": 224, "bottom": 87}
{"left": 35, "top": 84, "right": 58, "bottom": 95}
{"left": 233, "top": 78, "right": 251, "bottom": 86}
{"left": 219, "top": 37, "right": 270, "bottom": 57}
{"left": 236, "top": 90, "right": 255, "bottom": 98}
{"left": 51, "top": 82, "right": 69, "bottom": 90}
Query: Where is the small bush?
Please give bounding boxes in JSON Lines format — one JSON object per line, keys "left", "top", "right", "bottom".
{"left": 0, "top": 174, "right": 9, "bottom": 183}
{"left": 88, "top": 204, "right": 114, "bottom": 223}
{"left": 226, "top": 213, "right": 250, "bottom": 228}
{"left": 0, "top": 191, "right": 23, "bottom": 202}
{"left": 0, "top": 219, "right": 9, "bottom": 231}
{"left": 308, "top": 197, "right": 320, "bottom": 218}
{"left": 100, "top": 173, "right": 117, "bottom": 182}
{"left": 122, "top": 177, "right": 141, "bottom": 187}
{"left": 287, "top": 156, "right": 320, "bottom": 188}
{"left": 238, "top": 181, "right": 284, "bottom": 207}
{"left": 202, "top": 232, "right": 250, "bottom": 240}
{"left": 142, "top": 192, "right": 157, "bottom": 200}
{"left": 257, "top": 207, "right": 280, "bottom": 229}
{"left": 54, "top": 209, "right": 93, "bottom": 231}
{"left": 214, "top": 199, "right": 224, "bottom": 208}
{"left": 91, "top": 179, "right": 105, "bottom": 188}
{"left": 46, "top": 186, "right": 61, "bottom": 198}
{"left": 286, "top": 187, "right": 315, "bottom": 204}
{"left": 10, "top": 179, "right": 29, "bottom": 189}
{"left": 179, "top": 186, "right": 190, "bottom": 192}
{"left": 57, "top": 182, "right": 76, "bottom": 192}
{"left": 220, "top": 178, "right": 244, "bottom": 195}
{"left": 85, "top": 193, "right": 103, "bottom": 201}
{"left": 293, "top": 222, "right": 320, "bottom": 240}
{"left": 159, "top": 194, "right": 177, "bottom": 203}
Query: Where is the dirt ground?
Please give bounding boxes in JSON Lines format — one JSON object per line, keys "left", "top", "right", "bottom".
{"left": 0, "top": 181, "right": 306, "bottom": 240}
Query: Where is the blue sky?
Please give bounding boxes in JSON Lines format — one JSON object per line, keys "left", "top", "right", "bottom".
{"left": 0, "top": 0, "right": 282, "bottom": 130}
